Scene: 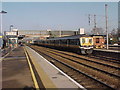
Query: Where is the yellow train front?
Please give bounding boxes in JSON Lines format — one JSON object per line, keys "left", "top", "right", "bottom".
{"left": 34, "top": 35, "right": 94, "bottom": 54}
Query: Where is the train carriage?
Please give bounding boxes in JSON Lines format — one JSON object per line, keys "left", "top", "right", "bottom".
{"left": 91, "top": 35, "right": 105, "bottom": 48}
{"left": 34, "top": 35, "right": 94, "bottom": 54}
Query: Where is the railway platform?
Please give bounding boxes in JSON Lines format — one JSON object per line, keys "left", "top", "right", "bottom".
{"left": 1, "top": 46, "right": 85, "bottom": 89}
{"left": 25, "top": 46, "right": 85, "bottom": 89}
{"left": 2, "top": 46, "right": 34, "bottom": 89}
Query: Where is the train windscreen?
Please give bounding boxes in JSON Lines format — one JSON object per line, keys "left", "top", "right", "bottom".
{"left": 80, "top": 37, "right": 93, "bottom": 46}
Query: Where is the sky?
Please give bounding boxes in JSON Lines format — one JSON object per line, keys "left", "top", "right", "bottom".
{"left": 0, "top": 2, "right": 118, "bottom": 34}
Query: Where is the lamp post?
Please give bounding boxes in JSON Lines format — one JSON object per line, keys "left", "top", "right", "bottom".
{"left": 0, "top": 10, "right": 7, "bottom": 35}
{"left": 10, "top": 25, "right": 13, "bottom": 31}
{"left": 0, "top": 10, "right": 7, "bottom": 49}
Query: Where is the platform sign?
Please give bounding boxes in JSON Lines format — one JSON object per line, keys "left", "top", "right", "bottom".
{"left": 79, "top": 28, "right": 85, "bottom": 34}
{"left": 6, "top": 31, "right": 17, "bottom": 35}
{"left": 0, "top": 36, "right": 2, "bottom": 38}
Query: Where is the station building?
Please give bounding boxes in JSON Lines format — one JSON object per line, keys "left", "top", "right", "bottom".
{"left": 4, "top": 31, "right": 18, "bottom": 48}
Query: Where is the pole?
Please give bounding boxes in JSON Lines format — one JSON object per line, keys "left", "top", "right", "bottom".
{"left": 0, "top": 1, "right": 2, "bottom": 35}
{"left": 59, "top": 26, "right": 61, "bottom": 37}
{"left": 94, "top": 14, "right": 96, "bottom": 29}
{"left": 94, "top": 14, "right": 97, "bottom": 35}
{"left": 88, "top": 14, "right": 90, "bottom": 26}
{"left": 10, "top": 25, "right": 13, "bottom": 31}
{"left": 105, "top": 4, "right": 109, "bottom": 49}
{"left": 10, "top": 25, "right": 11, "bottom": 32}
{"left": 59, "top": 30, "right": 61, "bottom": 37}
{"left": 0, "top": 13, "right": 2, "bottom": 34}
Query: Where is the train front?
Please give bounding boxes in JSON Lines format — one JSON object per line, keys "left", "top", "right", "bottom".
{"left": 80, "top": 37, "right": 93, "bottom": 54}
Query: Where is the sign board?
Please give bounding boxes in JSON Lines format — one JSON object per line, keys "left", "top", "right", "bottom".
{"left": 6, "top": 31, "right": 17, "bottom": 35}
{"left": 79, "top": 28, "right": 85, "bottom": 34}
{"left": 12, "top": 29, "right": 18, "bottom": 31}
{"left": 47, "top": 29, "right": 51, "bottom": 31}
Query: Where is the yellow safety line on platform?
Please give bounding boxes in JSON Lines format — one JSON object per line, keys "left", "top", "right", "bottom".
{"left": 24, "top": 47, "right": 40, "bottom": 89}
{"left": 25, "top": 46, "right": 57, "bottom": 89}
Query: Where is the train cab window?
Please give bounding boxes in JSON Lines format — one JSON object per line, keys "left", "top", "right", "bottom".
{"left": 89, "top": 38, "right": 92, "bottom": 44}
{"left": 85, "top": 38, "right": 89, "bottom": 43}
{"left": 82, "top": 38, "right": 85, "bottom": 44}
{"left": 96, "top": 38, "right": 99, "bottom": 43}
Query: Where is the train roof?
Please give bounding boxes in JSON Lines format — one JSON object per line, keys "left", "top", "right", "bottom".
{"left": 47, "top": 34, "right": 91, "bottom": 40}
{"left": 90, "top": 35, "right": 106, "bottom": 37}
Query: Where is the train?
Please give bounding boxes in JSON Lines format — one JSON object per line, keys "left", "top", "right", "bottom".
{"left": 34, "top": 35, "right": 94, "bottom": 54}
{"left": 91, "top": 35, "right": 105, "bottom": 48}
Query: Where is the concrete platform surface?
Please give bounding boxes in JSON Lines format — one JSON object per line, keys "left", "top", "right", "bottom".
{"left": 2, "top": 46, "right": 34, "bottom": 89}
{"left": 25, "top": 46, "right": 85, "bottom": 89}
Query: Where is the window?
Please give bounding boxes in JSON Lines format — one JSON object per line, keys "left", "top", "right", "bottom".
{"left": 50, "top": 40, "right": 55, "bottom": 44}
{"left": 89, "top": 38, "right": 93, "bottom": 44}
{"left": 85, "top": 38, "right": 89, "bottom": 43}
{"left": 82, "top": 38, "right": 85, "bottom": 44}
{"left": 96, "top": 38, "right": 99, "bottom": 43}
{"left": 60, "top": 39, "right": 67, "bottom": 44}
{"left": 69, "top": 39, "right": 79, "bottom": 45}
{"left": 55, "top": 40, "right": 59, "bottom": 44}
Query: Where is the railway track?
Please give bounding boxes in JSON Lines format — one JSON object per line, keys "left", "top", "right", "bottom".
{"left": 92, "top": 50, "right": 119, "bottom": 64}
{"left": 29, "top": 45, "right": 120, "bottom": 89}
{"left": 33, "top": 46, "right": 120, "bottom": 77}
{"left": 86, "top": 54, "right": 120, "bottom": 64}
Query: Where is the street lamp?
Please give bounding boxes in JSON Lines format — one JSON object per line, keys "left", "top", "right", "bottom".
{"left": 10, "top": 25, "right": 13, "bottom": 31}
{"left": 0, "top": 10, "right": 7, "bottom": 35}
{"left": 0, "top": 10, "right": 7, "bottom": 49}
